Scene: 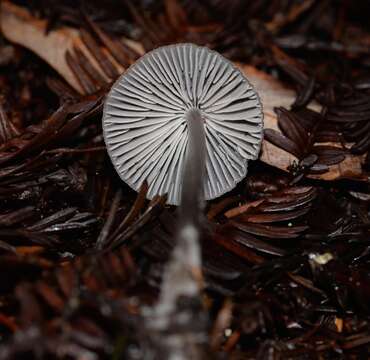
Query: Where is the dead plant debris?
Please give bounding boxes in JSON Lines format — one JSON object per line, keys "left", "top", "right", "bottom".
{"left": 0, "top": 0, "right": 369, "bottom": 359}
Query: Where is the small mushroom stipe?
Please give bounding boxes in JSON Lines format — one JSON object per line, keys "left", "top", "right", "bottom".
{"left": 103, "top": 43, "right": 263, "bottom": 205}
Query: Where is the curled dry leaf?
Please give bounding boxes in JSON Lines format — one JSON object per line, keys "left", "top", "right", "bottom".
{"left": 0, "top": 1, "right": 365, "bottom": 181}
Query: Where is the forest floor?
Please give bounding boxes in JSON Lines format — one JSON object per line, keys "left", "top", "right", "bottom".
{"left": 0, "top": 1, "right": 369, "bottom": 358}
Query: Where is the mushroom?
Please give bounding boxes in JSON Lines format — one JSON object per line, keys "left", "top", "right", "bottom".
{"left": 103, "top": 43, "right": 263, "bottom": 205}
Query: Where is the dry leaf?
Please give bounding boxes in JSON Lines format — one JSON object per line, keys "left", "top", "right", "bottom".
{"left": 0, "top": 2, "right": 144, "bottom": 93}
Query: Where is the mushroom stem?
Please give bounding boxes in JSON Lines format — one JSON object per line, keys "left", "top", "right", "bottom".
{"left": 150, "top": 108, "right": 207, "bottom": 357}
{"left": 180, "top": 108, "right": 206, "bottom": 225}
{"left": 152, "top": 107, "right": 206, "bottom": 322}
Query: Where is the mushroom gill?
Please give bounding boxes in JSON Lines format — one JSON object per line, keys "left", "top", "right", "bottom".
{"left": 103, "top": 43, "right": 263, "bottom": 205}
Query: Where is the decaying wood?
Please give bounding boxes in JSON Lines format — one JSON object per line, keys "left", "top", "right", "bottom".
{"left": 0, "top": 1, "right": 365, "bottom": 181}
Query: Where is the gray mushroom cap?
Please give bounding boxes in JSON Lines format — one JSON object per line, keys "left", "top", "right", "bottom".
{"left": 103, "top": 43, "right": 263, "bottom": 205}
